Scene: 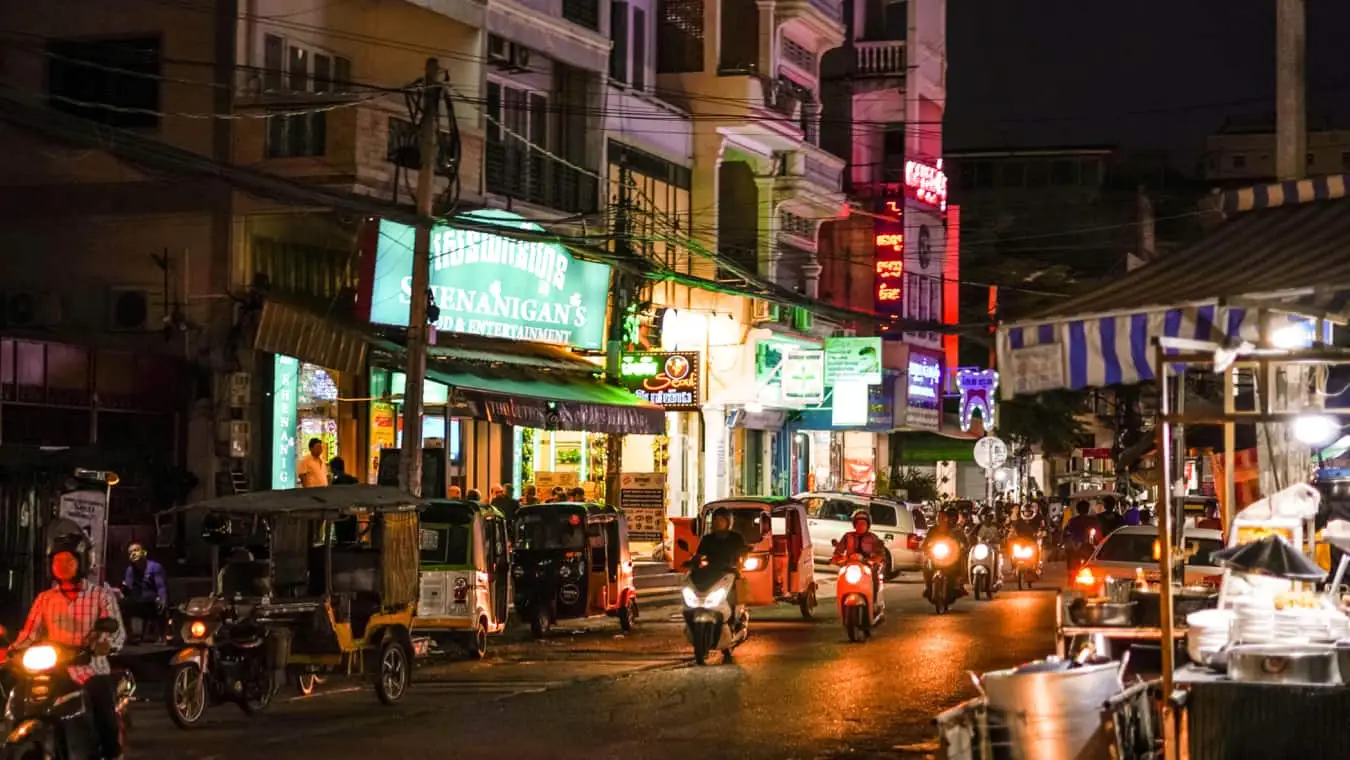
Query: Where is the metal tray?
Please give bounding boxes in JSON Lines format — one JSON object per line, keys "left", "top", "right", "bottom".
{"left": 1069, "top": 601, "right": 1137, "bottom": 627}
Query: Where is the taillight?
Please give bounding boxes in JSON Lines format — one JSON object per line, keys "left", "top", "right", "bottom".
{"left": 906, "top": 534, "right": 922, "bottom": 551}
{"left": 1074, "top": 567, "right": 1096, "bottom": 588}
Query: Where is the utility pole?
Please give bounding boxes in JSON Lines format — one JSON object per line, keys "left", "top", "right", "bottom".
{"left": 603, "top": 168, "right": 636, "bottom": 507}
{"left": 1275, "top": 0, "right": 1306, "bottom": 181}
{"left": 399, "top": 57, "right": 441, "bottom": 497}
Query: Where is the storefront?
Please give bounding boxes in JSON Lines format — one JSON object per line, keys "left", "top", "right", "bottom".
{"left": 270, "top": 354, "right": 349, "bottom": 490}
{"left": 790, "top": 367, "right": 900, "bottom": 495}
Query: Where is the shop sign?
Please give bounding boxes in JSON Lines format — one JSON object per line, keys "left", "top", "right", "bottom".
{"left": 782, "top": 349, "right": 825, "bottom": 405}
{"left": 957, "top": 368, "right": 999, "bottom": 432}
{"left": 1006, "top": 343, "right": 1065, "bottom": 399}
{"left": 874, "top": 198, "right": 905, "bottom": 315}
{"left": 272, "top": 355, "right": 300, "bottom": 490}
{"left": 58, "top": 490, "right": 108, "bottom": 579}
{"left": 904, "top": 159, "right": 948, "bottom": 211}
{"left": 619, "top": 472, "right": 666, "bottom": 540}
{"left": 902, "top": 351, "right": 942, "bottom": 431}
{"left": 367, "top": 210, "right": 612, "bottom": 350}
{"left": 824, "top": 337, "right": 883, "bottom": 385}
{"left": 618, "top": 351, "right": 701, "bottom": 411}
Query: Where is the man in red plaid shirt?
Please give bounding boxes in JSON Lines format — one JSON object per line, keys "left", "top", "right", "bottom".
{"left": 10, "top": 525, "right": 126, "bottom": 759}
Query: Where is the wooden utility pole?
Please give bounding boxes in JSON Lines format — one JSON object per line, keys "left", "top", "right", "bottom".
{"left": 399, "top": 57, "right": 441, "bottom": 497}
{"left": 1275, "top": 0, "right": 1306, "bottom": 181}
{"left": 603, "top": 168, "right": 636, "bottom": 507}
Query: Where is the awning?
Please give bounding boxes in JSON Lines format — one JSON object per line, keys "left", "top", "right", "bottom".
{"left": 997, "top": 181, "right": 1350, "bottom": 398}
{"left": 427, "top": 366, "right": 665, "bottom": 435}
{"left": 254, "top": 299, "right": 370, "bottom": 375}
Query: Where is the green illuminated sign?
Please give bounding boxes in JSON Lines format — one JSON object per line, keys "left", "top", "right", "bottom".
{"left": 618, "top": 351, "right": 700, "bottom": 410}
{"left": 369, "top": 209, "right": 613, "bottom": 350}
{"left": 272, "top": 354, "right": 299, "bottom": 490}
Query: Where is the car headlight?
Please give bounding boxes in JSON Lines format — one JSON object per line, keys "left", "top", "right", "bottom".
{"left": 741, "top": 556, "right": 762, "bottom": 572}
{"left": 22, "top": 645, "right": 58, "bottom": 673}
{"left": 971, "top": 544, "right": 990, "bottom": 561}
{"left": 843, "top": 565, "right": 864, "bottom": 585}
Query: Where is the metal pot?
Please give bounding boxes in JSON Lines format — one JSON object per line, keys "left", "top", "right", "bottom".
{"left": 979, "top": 660, "right": 1123, "bottom": 760}
{"left": 1068, "top": 600, "right": 1136, "bottom": 627}
{"left": 1227, "top": 644, "right": 1340, "bottom": 686}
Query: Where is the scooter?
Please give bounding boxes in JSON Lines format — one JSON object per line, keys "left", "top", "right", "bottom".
{"left": 679, "top": 556, "right": 749, "bottom": 665}
{"left": 925, "top": 537, "right": 962, "bottom": 615}
{"left": 968, "top": 540, "right": 1001, "bottom": 601}
{"left": 1008, "top": 535, "right": 1044, "bottom": 590}
{"left": 164, "top": 596, "right": 274, "bottom": 728}
{"left": 835, "top": 552, "right": 885, "bottom": 642}
{"left": 1, "top": 618, "right": 136, "bottom": 760}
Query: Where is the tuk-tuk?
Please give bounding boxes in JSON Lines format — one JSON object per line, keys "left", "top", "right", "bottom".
{"left": 162, "top": 485, "right": 423, "bottom": 706}
{"left": 413, "top": 499, "right": 511, "bottom": 658}
{"left": 511, "top": 502, "right": 638, "bottom": 637}
{"left": 671, "top": 497, "right": 818, "bottom": 619}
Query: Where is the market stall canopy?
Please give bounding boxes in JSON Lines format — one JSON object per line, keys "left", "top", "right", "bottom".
{"left": 1210, "top": 533, "right": 1326, "bottom": 580}
{"left": 996, "top": 179, "right": 1350, "bottom": 399}
{"left": 427, "top": 366, "right": 665, "bottom": 435}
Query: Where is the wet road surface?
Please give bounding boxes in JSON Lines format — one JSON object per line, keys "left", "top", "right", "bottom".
{"left": 131, "top": 570, "right": 1061, "bottom": 760}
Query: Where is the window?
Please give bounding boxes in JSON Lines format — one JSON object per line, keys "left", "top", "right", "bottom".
{"left": 632, "top": 8, "right": 648, "bottom": 90}
{"left": 46, "top": 37, "right": 162, "bottom": 129}
{"left": 267, "top": 108, "right": 326, "bottom": 157}
{"left": 563, "top": 0, "right": 600, "bottom": 30}
{"left": 1231, "top": 153, "right": 1247, "bottom": 170}
{"left": 261, "top": 35, "right": 350, "bottom": 158}
{"left": 657, "top": 0, "right": 705, "bottom": 73}
{"left": 608, "top": 140, "right": 692, "bottom": 267}
{"left": 781, "top": 37, "right": 814, "bottom": 75}
{"left": 1307, "top": 152, "right": 1315, "bottom": 167}
{"left": 610, "top": 1, "right": 629, "bottom": 83}
{"left": 1050, "top": 159, "right": 1077, "bottom": 185}
{"left": 869, "top": 503, "right": 898, "bottom": 527}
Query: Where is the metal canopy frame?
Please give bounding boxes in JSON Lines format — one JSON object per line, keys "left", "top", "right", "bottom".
{"left": 1153, "top": 337, "right": 1350, "bottom": 700}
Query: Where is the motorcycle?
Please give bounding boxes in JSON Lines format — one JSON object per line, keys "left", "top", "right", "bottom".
{"left": 925, "top": 536, "right": 962, "bottom": 614}
{"left": 679, "top": 556, "right": 748, "bottom": 665}
{"left": 1, "top": 617, "right": 136, "bottom": 760}
{"left": 164, "top": 596, "right": 274, "bottom": 728}
{"left": 835, "top": 551, "right": 884, "bottom": 642}
{"left": 1065, "top": 527, "right": 1100, "bottom": 574}
{"left": 968, "top": 540, "right": 1001, "bottom": 601}
{"left": 1008, "top": 535, "right": 1044, "bottom": 590}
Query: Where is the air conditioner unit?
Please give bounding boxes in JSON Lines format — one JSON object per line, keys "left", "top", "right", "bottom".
{"left": 3, "top": 291, "right": 62, "bottom": 328}
{"left": 107, "top": 288, "right": 151, "bottom": 331}
{"left": 509, "top": 44, "right": 531, "bottom": 71}
{"left": 487, "top": 35, "right": 510, "bottom": 65}
{"left": 226, "top": 372, "right": 252, "bottom": 408}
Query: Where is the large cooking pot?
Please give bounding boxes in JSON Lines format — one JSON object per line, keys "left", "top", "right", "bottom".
{"left": 979, "top": 660, "right": 1123, "bottom": 760}
{"left": 1227, "top": 644, "right": 1340, "bottom": 686}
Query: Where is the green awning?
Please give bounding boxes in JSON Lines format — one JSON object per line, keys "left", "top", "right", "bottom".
{"left": 426, "top": 367, "right": 665, "bottom": 435}
{"left": 895, "top": 431, "right": 978, "bottom": 464}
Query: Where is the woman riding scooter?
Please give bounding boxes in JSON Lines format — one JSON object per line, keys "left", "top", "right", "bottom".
{"left": 831, "top": 510, "right": 888, "bottom": 599}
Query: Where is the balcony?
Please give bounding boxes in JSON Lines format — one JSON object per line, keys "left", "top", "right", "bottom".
{"left": 855, "top": 40, "right": 907, "bottom": 78}
{"left": 776, "top": 0, "right": 845, "bottom": 46}
{"left": 484, "top": 141, "right": 600, "bottom": 215}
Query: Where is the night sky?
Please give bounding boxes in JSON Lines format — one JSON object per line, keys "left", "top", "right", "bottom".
{"left": 946, "top": 0, "right": 1350, "bottom": 169}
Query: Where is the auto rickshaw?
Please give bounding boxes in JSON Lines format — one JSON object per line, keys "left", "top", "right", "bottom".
{"left": 160, "top": 485, "right": 423, "bottom": 706}
{"left": 511, "top": 502, "right": 638, "bottom": 637}
{"left": 671, "top": 497, "right": 818, "bottom": 619}
{"left": 412, "top": 499, "right": 511, "bottom": 658}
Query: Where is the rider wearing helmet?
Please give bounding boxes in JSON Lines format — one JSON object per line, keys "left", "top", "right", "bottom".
{"left": 1013, "top": 503, "right": 1043, "bottom": 538}
{"left": 9, "top": 522, "right": 125, "bottom": 760}
{"left": 921, "top": 506, "right": 970, "bottom": 601}
{"left": 832, "top": 508, "right": 888, "bottom": 598}
{"left": 691, "top": 507, "right": 750, "bottom": 630}
{"left": 975, "top": 508, "right": 1004, "bottom": 544}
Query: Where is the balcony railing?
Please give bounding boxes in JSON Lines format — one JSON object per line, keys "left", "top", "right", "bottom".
{"left": 855, "top": 40, "right": 907, "bottom": 77}
{"left": 485, "top": 141, "right": 599, "bottom": 215}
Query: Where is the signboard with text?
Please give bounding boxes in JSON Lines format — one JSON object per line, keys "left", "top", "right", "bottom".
{"left": 272, "top": 354, "right": 299, "bottom": 490}
{"left": 367, "top": 209, "right": 612, "bottom": 350}
{"left": 873, "top": 197, "right": 905, "bottom": 316}
{"left": 782, "top": 349, "right": 825, "bottom": 405}
{"left": 824, "top": 337, "right": 883, "bottom": 385}
{"left": 618, "top": 351, "right": 700, "bottom": 411}
{"left": 901, "top": 350, "right": 942, "bottom": 431}
{"left": 620, "top": 472, "right": 667, "bottom": 540}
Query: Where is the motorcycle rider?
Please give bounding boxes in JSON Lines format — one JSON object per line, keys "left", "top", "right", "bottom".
{"left": 1012, "top": 503, "right": 1043, "bottom": 539}
{"left": 1064, "top": 500, "right": 1103, "bottom": 569}
{"left": 9, "top": 523, "right": 126, "bottom": 759}
{"left": 690, "top": 507, "right": 749, "bottom": 629}
{"left": 831, "top": 509, "right": 889, "bottom": 601}
{"left": 922, "top": 507, "right": 969, "bottom": 601}
{"left": 974, "top": 508, "right": 1006, "bottom": 581}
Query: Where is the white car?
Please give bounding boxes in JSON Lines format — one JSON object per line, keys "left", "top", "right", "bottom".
{"left": 1072, "top": 525, "right": 1225, "bottom": 595}
{"left": 795, "top": 492, "right": 924, "bottom": 577}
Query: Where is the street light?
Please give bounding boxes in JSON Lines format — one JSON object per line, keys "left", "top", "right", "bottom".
{"left": 1292, "top": 412, "right": 1341, "bottom": 447}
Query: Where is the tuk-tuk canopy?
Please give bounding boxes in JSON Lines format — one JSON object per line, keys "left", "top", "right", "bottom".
{"left": 423, "top": 498, "right": 504, "bottom": 524}
{"left": 162, "top": 485, "right": 426, "bottom": 518}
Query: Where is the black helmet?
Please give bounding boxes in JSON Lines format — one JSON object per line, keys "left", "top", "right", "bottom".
{"left": 710, "top": 507, "right": 733, "bottom": 523}
{"left": 942, "top": 506, "right": 960, "bottom": 522}
{"left": 47, "top": 520, "right": 92, "bottom": 578}
{"left": 850, "top": 509, "right": 872, "bottom": 528}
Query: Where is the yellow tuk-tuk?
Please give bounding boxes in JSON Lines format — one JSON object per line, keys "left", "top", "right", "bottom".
{"left": 672, "top": 497, "right": 818, "bottom": 619}
{"left": 413, "top": 499, "right": 511, "bottom": 658}
{"left": 164, "top": 486, "right": 424, "bottom": 706}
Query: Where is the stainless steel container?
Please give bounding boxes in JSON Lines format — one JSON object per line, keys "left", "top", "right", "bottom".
{"left": 1068, "top": 600, "right": 1136, "bottom": 627}
{"left": 980, "top": 660, "right": 1123, "bottom": 760}
{"left": 1227, "top": 644, "right": 1340, "bottom": 686}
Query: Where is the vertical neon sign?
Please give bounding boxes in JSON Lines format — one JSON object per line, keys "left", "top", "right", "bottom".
{"left": 874, "top": 198, "right": 905, "bottom": 315}
{"left": 272, "top": 355, "right": 299, "bottom": 490}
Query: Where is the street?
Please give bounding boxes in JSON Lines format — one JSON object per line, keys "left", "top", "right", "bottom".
{"left": 130, "top": 570, "right": 1061, "bottom": 760}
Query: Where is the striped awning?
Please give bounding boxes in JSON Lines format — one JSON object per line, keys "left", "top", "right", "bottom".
{"left": 996, "top": 178, "right": 1350, "bottom": 399}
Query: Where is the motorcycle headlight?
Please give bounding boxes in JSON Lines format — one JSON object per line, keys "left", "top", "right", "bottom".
{"left": 843, "top": 565, "right": 864, "bottom": 585}
{"left": 1013, "top": 543, "right": 1034, "bottom": 559}
{"left": 682, "top": 587, "right": 700, "bottom": 607}
{"left": 930, "top": 540, "right": 952, "bottom": 561}
{"left": 741, "top": 556, "right": 762, "bottom": 572}
{"left": 190, "top": 620, "right": 208, "bottom": 639}
{"left": 971, "top": 544, "right": 990, "bottom": 561}
{"left": 22, "top": 645, "right": 57, "bottom": 673}
{"left": 703, "top": 587, "right": 728, "bottom": 608}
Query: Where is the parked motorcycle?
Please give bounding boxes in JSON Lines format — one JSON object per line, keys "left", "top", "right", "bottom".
{"left": 1008, "top": 535, "right": 1044, "bottom": 590}
{"left": 835, "top": 552, "right": 884, "bottom": 641}
{"left": 164, "top": 596, "right": 274, "bottom": 728}
{"left": 0, "top": 617, "right": 136, "bottom": 760}
{"left": 679, "top": 556, "right": 748, "bottom": 665}
{"left": 968, "top": 541, "right": 1001, "bottom": 601}
{"left": 925, "top": 537, "right": 962, "bottom": 614}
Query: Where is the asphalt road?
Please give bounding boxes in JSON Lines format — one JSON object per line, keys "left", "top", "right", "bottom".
{"left": 130, "top": 569, "right": 1062, "bottom": 760}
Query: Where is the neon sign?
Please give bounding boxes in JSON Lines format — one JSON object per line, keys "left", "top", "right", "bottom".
{"left": 874, "top": 199, "right": 905, "bottom": 315}
{"left": 956, "top": 368, "right": 998, "bottom": 432}
{"left": 905, "top": 159, "right": 948, "bottom": 211}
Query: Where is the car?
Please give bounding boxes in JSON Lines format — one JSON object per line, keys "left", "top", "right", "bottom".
{"left": 794, "top": 492, "right": 924, "bottom": 577}
{"left": 1070, "top": 525, "right": 1225, "bottom": 595}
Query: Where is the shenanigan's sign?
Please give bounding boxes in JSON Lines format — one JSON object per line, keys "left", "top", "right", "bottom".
{"left": 368, "top": 209, "right": 613, "bottom": 350}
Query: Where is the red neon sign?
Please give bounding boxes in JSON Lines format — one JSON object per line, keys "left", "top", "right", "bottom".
{"left": 905, "top": 159, "right": 948, "bottom": 210}
{"left": 874, "top": 233, "right": 904, "bottom": 252}
{"left": 876, "top": 260, "right": 904, "bottom": 279}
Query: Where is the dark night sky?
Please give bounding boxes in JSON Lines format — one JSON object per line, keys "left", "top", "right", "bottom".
{"left": 945, "top": 0, "right": 1350, "bottom": 170}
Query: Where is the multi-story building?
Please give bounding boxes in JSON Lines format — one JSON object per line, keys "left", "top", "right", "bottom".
{"left": 1203, "top": 118, "right": 1350, "bottom": 186}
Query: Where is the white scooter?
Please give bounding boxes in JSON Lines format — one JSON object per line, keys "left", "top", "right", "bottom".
{"left": 968, "top": 540, "right": 1003, "bottom": 601}
{"left": 679, "top": 554, "right": 749, "bottom": 665}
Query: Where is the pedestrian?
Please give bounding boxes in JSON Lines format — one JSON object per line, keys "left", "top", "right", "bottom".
{"left": 466, "top": 488, "right": 482, "bottom": 503}
{"left": 522, "top": 484, "right": 539, "bottom": 505}
{"left": 447, "top": 485, "right": 463, "bottom": 499}
{"left": 298, "top": 438, "right": 328, "bottom": 487}
{"left": 1122, "top": 500, "right": 1142, "bottom": 526}
{"left": 1197, "top": 499, "right": 1223, "bottom": 531}
{"left": 121, "top": 542, "right": 167, "bottom": 643}
{"left": 1099, "top": 495, "right": 1123, "bottom": 535}
{"left": 569, "top": 486, "right": 586, "bottom": 502}
{"left": 550, "top": 486, "right": 566, "bottom": 502}
{"left": 329, "top": 457, "right": 359, "bottom": 485}
{"left": 491, "top": 484, "right": 520, "bottom": 523}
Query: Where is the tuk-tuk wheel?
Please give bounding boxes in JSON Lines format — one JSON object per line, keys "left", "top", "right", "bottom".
{"left": 799, "top": 589, "right": 816, "bottom": 620}
{"left": 529, "top": 606, "right": 551, "bottom": 639}
{"left": 374, "top": 637, "right": 411, "bottom": 705}
{"left": 618, "top": 596, "right": 637, "bottom": 632}
{"left": 466, "top": 619, "right": 488, "bottom": 659}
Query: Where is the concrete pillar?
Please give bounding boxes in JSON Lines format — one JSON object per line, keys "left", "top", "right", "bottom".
{"left": 755, "top": 1, "right": 776, "bottom": 76}
{"left": 1276, "top": 0, "right": 1306, "bottom": 181}
{"left": 689, "top": 133, "right": 724, "bottom": 279}
{"left": 754, "top": 176, "right": 778, "bottom": 281}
